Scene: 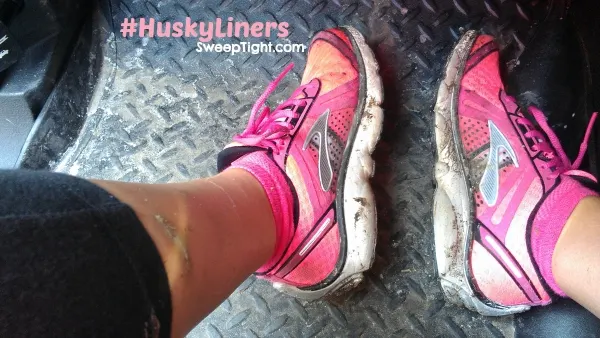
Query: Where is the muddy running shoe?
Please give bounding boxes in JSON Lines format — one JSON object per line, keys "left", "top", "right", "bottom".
{"left": 217, "top": 27, "right": 383, "bottom": 299}
{"left": 433, "top": 31, "right": 598, "bottom": 315}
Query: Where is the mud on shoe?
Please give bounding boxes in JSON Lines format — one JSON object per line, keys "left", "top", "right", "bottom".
{"left": 433, "top": 31, "right": 598, "bottom": 315}
{"left": 217, "top": 27, "right": 384, "bottom": 300}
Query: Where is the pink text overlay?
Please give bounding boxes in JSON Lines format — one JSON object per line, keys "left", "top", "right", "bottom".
{"left": 120, "top": 17, "right": 290, "bottom": 43}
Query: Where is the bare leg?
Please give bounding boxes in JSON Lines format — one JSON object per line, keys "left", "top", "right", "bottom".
{"left": 93, "top": 169, "right": 275, "bottom": 338}
{"left": 554, "top": 196, "right": 600, "bottom": 317}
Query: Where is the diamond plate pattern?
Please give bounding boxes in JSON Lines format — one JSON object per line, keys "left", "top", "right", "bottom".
{"left": 55, "top": 0, "right": 555, "bottom": 336}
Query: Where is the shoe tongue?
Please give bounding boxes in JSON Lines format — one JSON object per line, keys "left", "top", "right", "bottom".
{"left": 217, "top": 145, "right": 265, "bottom": 172}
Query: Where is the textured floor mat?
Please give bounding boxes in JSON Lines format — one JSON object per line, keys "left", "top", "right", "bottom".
{"left": 56, "top": 0, "right": 558, "bottom": 336}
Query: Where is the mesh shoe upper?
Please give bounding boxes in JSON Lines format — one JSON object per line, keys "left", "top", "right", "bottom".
{"left": 221, "top": 28, "right": 364, "bottom": 288}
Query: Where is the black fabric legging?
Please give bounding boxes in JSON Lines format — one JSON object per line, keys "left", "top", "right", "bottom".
{"left": 0, "top": 170, "right": 171, "bottom": 337}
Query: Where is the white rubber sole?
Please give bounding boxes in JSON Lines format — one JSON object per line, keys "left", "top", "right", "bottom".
{"left": 433, "top": 30, "right": 529, "bottom": 316}
{"left": 274, "top": 26, "right": 384, "bottom": 300}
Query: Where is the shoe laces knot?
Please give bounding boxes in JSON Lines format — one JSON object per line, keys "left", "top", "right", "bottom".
{"left": 512, "top": 96, "right": 598, "bottom": 181}
{"left": 233, "top": 63, "right": 308, "bottom": 155}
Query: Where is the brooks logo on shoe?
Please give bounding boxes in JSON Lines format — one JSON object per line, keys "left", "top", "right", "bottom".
{"left": 303, "top": 109, "right": 334, "bottom": 191}
{"left": 480, "top": 120, "right": 519, "bottom": 206}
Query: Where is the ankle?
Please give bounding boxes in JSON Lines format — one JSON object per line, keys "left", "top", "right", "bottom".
{"left": 227, "top": 152, "right": 295, "bottom": 272}
{"left": 552, "top": 196, "right": 600, "bottom": 296}
{"left": 184, "top": 170, "right": 278, "bottom": 266}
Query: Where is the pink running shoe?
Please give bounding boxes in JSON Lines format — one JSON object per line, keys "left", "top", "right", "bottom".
{"left": 217, "top": 27, "right": 383, "bottom": 299}
{"left": 434, "top": 31, "right": 598, "bottom": 315}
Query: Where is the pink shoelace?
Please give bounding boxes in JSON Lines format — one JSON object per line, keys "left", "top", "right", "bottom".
{"left": 233, "top": 63, "right": 308, "bottom": 155}
{"left": 514, "top": 99, "right": 598, "bottom": 181}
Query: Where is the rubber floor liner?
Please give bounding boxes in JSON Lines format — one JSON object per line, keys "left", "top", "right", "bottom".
{"left": 53, "top": 0, "right": 562, "bottom": 336}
